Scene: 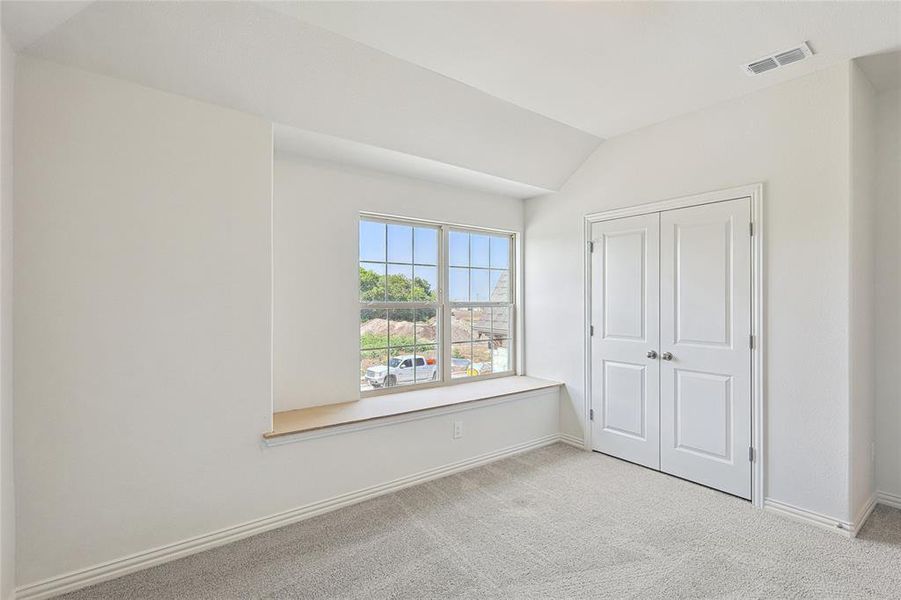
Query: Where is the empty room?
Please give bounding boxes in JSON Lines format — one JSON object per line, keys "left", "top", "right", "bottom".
{"left": 1, "top": 1, "right": 901, "bottom": 598}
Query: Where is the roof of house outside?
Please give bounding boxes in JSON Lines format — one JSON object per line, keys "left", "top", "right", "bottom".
{"left": 473, "top": 271, "right": 510, "bottom": 339}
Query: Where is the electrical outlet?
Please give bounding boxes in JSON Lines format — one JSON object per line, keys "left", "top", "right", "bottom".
{"left": 453, "top": 421, "right": 463, "bottom": 439}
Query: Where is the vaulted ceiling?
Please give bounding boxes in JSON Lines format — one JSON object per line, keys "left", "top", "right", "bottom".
{"left": 2, "top": 1, "right": 899, "bottom": 197}
{"left": 278, "top": 1, "right": 901, "bottom": 138}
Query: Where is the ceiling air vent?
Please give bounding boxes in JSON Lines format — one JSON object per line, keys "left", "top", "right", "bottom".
{"left": 744, "top": 42, "right": 814, "bottom": 76}
{"left": 747, "top": 57, "right": 778, "bottom": 75}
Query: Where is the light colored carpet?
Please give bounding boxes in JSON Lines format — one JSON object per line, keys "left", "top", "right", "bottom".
{"left": 59, "top": 444, "right": 901, "bottom": 599}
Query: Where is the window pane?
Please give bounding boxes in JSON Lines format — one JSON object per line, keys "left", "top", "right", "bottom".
{"left": 449, "top": 306, "right": 506, "bottom": 380}
{"left": 490, "top": 306, "right": 512, "bottom": 339}
{"left": 451, "top": 307, "right": 473, "bottom": 342}
{"left": 471, "top": 306, "right": 489, "bottom": 341}
{"left": 360, "top": 306, "right": 441, "bottom": 391}
{"left": 359, "top": 220, "right": 386, "bottom": 262}
{"left": 361, "top": 349, "right": 387, "bottom": 392}
{"left": 471, "top": 269, "right": 490, "bottom": 302}
{"left": 413, "top": 266, "right": 437, "bottom": 301}
{"left": 449, "top": 267, "right": 469, "bottom": 302}
{"left": 414, "top": 227, "right": 438, "bottom": 266}
{"left": 489, "top": 269, "right": 510, "bottom": 302}
{"left": 415, "top": 308, "right": 438, "bottom": 344}
{"left": 387, "top": 309, "right": 416, "bottom": 347}
{"left": 491, "top": 338, "right": 511, "bottom": 373}
{"left": 414, "top": 345, "right": 439, "bottom": 384}
{"left": 451, "top": 342, "right": 473, "bottom": 379}
{"left": 471, "top": 234, "right": 490, "bottom": 268}
{"left": 471, "top": 341, "right": 491, "bottom": 375}
{"left": 360, "top": 262, "right": 386, "bottom": 302}
{"left": 360, "top": 309, "right": 388, "bottom": 349}
{"left": 387, "top": 224, "right": 413, "bottom": 263}
{"left": 386, "top": 264, "right": 413, "bottom": 301}
{"left": 449, "top": 231, "right": 469, "bottom": 267}
{"left": 360, "top": 221, "right": 513, "bottom": 393}
{"left": 490, "top": 235, "right": 510, "bottom": 269}
{"left": 387, "top": 347, "right": 417, "bottom": 388}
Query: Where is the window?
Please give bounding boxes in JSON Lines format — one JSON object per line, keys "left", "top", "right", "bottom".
{"left": 359, "top": 216, "right": 515, "bottom": 394}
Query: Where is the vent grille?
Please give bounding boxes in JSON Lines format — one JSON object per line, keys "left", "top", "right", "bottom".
{"left": 744, "top": 42, "right": 813, "bottom": 76}
{"left": 775, "top": 48, "right": 806, "bottom": 66}
{"left": 748, "top": 58, "right": 778, "bottom": 75}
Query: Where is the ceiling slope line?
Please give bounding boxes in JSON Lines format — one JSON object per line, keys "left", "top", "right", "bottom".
{"left": 274, "top": 124, "right": 556, "bottom": 200}
{"left": 256, "top": 1, "right": 602, "bottom": 142}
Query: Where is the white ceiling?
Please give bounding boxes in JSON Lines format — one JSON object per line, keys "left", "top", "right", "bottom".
{"left": 0, "top": 0, "right": 92, "bottom": 50}
{"left": 858, "top": 50, "right": 901, "bottom": 92}
{"left": 2, "top": 1, "right": 598, "bottom": 195}
{"left": 272, "top": 1, "right": 901, "bottom": 138}
{"left": 2, "top": 1, "right": 899, "bottom": 196}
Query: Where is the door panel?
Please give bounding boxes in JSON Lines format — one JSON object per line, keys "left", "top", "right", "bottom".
{"left": 674, "top": 369, "right": 732, "bottom": 461}
{"left": 673, "top": 219, "right": 732, "bottom": 347}
{"left": 603, "top": 361, "right": 646, "bottom": 438}
{"left": 602, "top": 231, "right": 646, "bottom": 340}
{"left": 591, "top": 214, "right": 660, "bottom": 469}
{"left": 659, "top": 199, "right": 751, "bottom": 499}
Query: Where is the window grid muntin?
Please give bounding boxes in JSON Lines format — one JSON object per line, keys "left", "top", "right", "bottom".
{"left": 360, "top": 215, "right": 516, "bottom": 396}
{"left": 446, "top": 225, "right": 515, "bottom": 381}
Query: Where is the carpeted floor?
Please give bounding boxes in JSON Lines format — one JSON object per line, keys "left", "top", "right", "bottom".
{"left": 60, "top": 443, "right": 901, "bottom": 599}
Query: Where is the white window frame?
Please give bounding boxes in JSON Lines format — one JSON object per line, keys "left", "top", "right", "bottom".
{"left": 360, "top": 213, "right": 518, "bottom": 397}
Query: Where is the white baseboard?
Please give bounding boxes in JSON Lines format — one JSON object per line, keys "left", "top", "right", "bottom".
{"left": 16, "top": 434, "right": 564, "bottom": 600}
{"left": 876, "top": 490, "right": 901, "bottom": 510}
{"left": 559, "top": 433, "right": 585, "bottom": 449}
{"left": 763, "top": 498, "right": 853, "bottom": 537}
{"left": 851, "top": 493, "right": 877, "bottom": 537}
{"left": 764, "top": 494, "right": 880, "bottom": 538}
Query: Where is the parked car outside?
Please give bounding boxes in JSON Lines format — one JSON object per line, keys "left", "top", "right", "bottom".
{"left": 365, "top": 354, "right": 437, "bottom": 388}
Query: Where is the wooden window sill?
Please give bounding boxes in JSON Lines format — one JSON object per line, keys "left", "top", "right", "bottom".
{"left": 263, "top": 376, "right": 562, "bottom": 444}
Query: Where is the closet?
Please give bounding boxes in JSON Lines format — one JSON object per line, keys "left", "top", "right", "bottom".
{"left": 590, "top": 197, "right": 752, "bottom": 499}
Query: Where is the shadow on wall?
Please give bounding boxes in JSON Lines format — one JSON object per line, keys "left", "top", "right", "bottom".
{"left": 558, "top": 385, "right": 584, "bottom": 443}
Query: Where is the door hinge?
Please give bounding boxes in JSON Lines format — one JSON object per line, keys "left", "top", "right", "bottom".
{"left": 749, "top": 222, "right": 754, "bottom": 236}
{"left": 590, "top": 325, "right": 595, "bottom": 336}
{"left": 590, "top": 408, "right": 595, "bottom": 421}
{"left": 749, "top": 446, "right": 755, "bottom": 462}
{"left": 749, "top": 334, "right": 754, "bottom": 350}
{"left": 588, "top": 241, "right": 595, "bottom": 253}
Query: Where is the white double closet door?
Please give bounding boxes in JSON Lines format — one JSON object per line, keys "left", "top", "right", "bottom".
{"left": 590, "top": 198, "right": 752, "bottom": 499}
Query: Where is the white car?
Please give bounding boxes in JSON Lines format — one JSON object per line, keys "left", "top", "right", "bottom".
{"left": 365, "top": 354, "right": 437, "bottom": 388}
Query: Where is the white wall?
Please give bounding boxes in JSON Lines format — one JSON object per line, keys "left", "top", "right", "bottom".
{"left": 274, "top": 156, "right": 523, "bottom": 412}
{"left": 14, "top": 57, "right": 559, "bottom": 592}
{"left": 875, "top": 87, "right": 901, "bottom": 501}
{"left": 0, "top": 28, "right": 16, "bottom": 600}
{"left": 525, "top": 64, "right": 857, "bottom": 522}
{"left": 848, "top": 62, "right": 877, "bottom": 519}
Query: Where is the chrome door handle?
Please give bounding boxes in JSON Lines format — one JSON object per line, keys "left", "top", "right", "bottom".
{"left": 661, "top": 352, "right": 673, "bottom": 361}
{"left": 646, "top": 350, "right": 658, "bottom": 359}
